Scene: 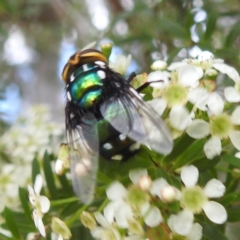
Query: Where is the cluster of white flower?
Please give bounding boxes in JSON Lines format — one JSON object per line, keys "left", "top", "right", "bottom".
{"left": 1, "top": 105, "right": 64, "bottom": 164}
{"left": 0, "top": 105, "right": 63, "bottom": 213}
{"left": 27, "top": 174, "right": 71, "bottom": 240}
{"left": 147, "top": 51, "right": 240, "bottom": 159}
{"left": 81, "top": 166, "right": 227, "bottom": 240}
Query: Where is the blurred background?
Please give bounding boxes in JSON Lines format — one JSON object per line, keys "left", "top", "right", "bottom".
{"left": 0, "top": 0, "right": 240, "bottom": 238}
{"left": 0, "top": 0, "right": 240, "bottom": 131}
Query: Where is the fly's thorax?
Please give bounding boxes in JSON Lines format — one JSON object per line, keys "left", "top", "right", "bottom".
{"left": 66, "top": 62, "right": 107, "bottom": 108}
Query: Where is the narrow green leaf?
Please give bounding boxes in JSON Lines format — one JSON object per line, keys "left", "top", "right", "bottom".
{"left": 31, "top": 156, "right": 40, "bottom": 184}
{"left": 3, "top": 207, "right": 21, "bottom": 239}
{"left": 227, "top": 207, "right": 240, "bottom": 222}
{"left": 156, "top": 168, "right": 181, "bottom": 189}
{"left": 222, "top": 192, "right": 240, "bottom": 206}
{"left": 57, "top": 173, "right": 72, "bottom": 194}
{"left": 163, "top": 134, "right": 195, "bottom": 164}
{"left": 173, "top": 138, "right": 206, "bottom": 170}
{"left": 222, "top": 154, "right": 240, "bottom": 168}
{"left": 18, "top": 187, "right": 33, "bottom": 223}
{"left": 160, "top": 18, "right": 189, "bottom": 40}
{"left": 43, "top": 151, "right": 58, "bottom": 199}
{"left": 166, "top": 47, "right": 183, "bottom": 65}
{"left": 225, "top": 20, "right": 240, "bottom": 47}
{"left": 193, "top": 155, "right": 221, "bottom": 171}
{"left": 204, "top": 12, "right": 218, "bottom": 40}
{"left": 202, "top": 222, "right": 228, "bottom": 240}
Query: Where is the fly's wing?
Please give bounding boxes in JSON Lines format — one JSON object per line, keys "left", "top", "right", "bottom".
{"left": 66, "top": 109, "right": 99, "bottom": 204}
{"left": 100, "top": 87, "right": 173, "bottom": 155}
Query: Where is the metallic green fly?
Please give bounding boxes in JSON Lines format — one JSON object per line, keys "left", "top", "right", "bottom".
{"left": 62, "top": 48, "right": 173, "bottom": 204}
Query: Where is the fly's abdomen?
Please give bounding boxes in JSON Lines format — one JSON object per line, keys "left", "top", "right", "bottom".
{"left": 67, "top": 63, "right": 105, "bottom": 108}
{"left": 98, "top": 118, "right": 139, "bottom": 161}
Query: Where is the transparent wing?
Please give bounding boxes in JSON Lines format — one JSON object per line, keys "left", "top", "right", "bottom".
{"left": 66, "top": 110, "right": 99, "bottom": 204}
{"left": 100, "top": 87, "right": 173, "bottom": 155}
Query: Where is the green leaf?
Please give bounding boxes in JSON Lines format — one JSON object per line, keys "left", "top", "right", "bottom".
{"left": 166, "top": 47, "right": 183, "bottom": 65}
{"left": 172, "top": 138, "right": 206, "bottom": 170}
{"left": 156, "top": 168, "right": 181, "bottom": 189}
{"left": 57, "top": 173, "right": 72, "bottom": 195}
{"left": 3, "top": 207, "right": 21, "bottom": 239}
{"left": 31, "top": 156, "right": 41, "bottom": 184}
{"left": 43, "top": 151, "right": 58, "bottom": 199}
{"left": 193, "top": 155, "right": 221, "bottom": 171}
{"left": 160, "top": 18, "right": 189, "bottom": 40}
{"left": 224, "top": 20, "right": 240, "bottom": 47}
{"left": 202, "top": 222, "right": 228, "bottom": 240}
{"left": 18, "top": 187, "right": 33, "bottom": 224}
{"left": 222, "top": 154, "right": 240, "bottom": 168}
{"left": 227, "top": 207, "right": 240, "bottom": 222}
{"left": 222, "top": 192, "right": 240, "bottom": 207}
{"left": 204, "top": 12, "right": 218, "bottom": 40}
{"left": 163, "top": 134, "right": 195, "bottom": 164}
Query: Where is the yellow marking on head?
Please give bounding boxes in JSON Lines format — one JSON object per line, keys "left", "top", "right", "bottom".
{"left": 62, "top": 49, "right": 107, "bottom": 82}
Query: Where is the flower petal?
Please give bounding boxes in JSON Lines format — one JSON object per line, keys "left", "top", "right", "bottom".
{"left": 229, "top": 130, "right": 240, "bottom": 151}
{"left": 202, "top": 201, "right": 227, "bottom": 224}
{"left": 129, "top": 169, "right": 148, "bottom": 185}
{"left": 213, "top": 63, "right": 240, "bottom": 83}
{"left": 28, "top": 185, "right": 36, "bottom": 206}
{"left": 34, "top": 174, "right": 43, "bottom": 195}
{"left": 168, "top": 62, "right": 188, "bottom": 71}
{"left": 169, "top": 106, "right": 192, "bottom": 131}
{"left": 207, "top": 92, "right": 224, "bottom": 115}
{"left": 181, "top": 165, "right": 199, "bottom": 188}
{"left": 204, "top": 179, "right": 225, "bottom": 198}
{"left": 178, "top": 65, "right": 203, "bottom": 87}
{"left": 106, "top": 181, "right": 127, "bottom": 201}
{"left": 39, "top": 196, "right": 50, "bottom": 213}
{"left": 33, "top": 211, "right": 46, "bottom": 237}
{"left": 168, "top": 210, "right": 194, "bottom": 236}
{"left": 143, "top": 206, "right": 162, "bottom": 227}
{"left": 94, "top": 212, "right": 110, "bottom": 228}
{"left": 224, "top": 87, "right": 240, "bottom": 102}
{"left": 148, "top": 71, "right": 170, "bottom": 88}
{"left": 114, "top": 201, "right": 133, "bottom": 228}
{"left": 150, "top": 178, "right": 168, "bottom": 198}
{"left": 188, "top": 88, "right": 209, "bottom": 111}
{"left": 203, "top": 136, "right": 222, "bottom": 159}
{"left": 186, "top": 223, "right": 203, "bottom": 240}
{"left": 103, "top": 202, "right": 115, "bottom": 224}
{"left": 186, "top": 119, "right": 210, "bottom": 139}
{"left": 231, "top": 106, "right": 240, "bottom": 125}
{"left": 147, "top": 98, "right": 167, "bottom": 116}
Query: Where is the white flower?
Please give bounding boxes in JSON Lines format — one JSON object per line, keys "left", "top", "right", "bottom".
{"left": 91, "top": 212, "right": 122, "bottom": 240}
{"left": 129, "top": 169, "right": 152, "bottom": 191}
{"left": 168, "top": 210, "right": 202, "bottom": 240}
{"left": 140, "top": 203, "right": 162, "bottom": 227}
{"left": 186, "top": 107, "right": 240, "bottom": 159}
{"left": 109, "top": 54, "right": 131, "bottom": 75}
{"left": 150, "top": 178, "right": 180, "bottom": 202}
{"left": 147, "top": 71, "right": 170, "bottom": 89}
{"left": 169, "top": 105, "right": 194, "bottom": 131}
{"left": 28, "top": 174, "right": 50, "bottom": 237}
{"left": 105, "top": 182, "right": 134, "bottom": 228}
{"left": 151, "top": 60, "right": 167, "bottom": 71}
{"left": 169, "top": 51, "right": 240, "bottom": 83}
{"left": 180, "top": 165, "right": 227, "bottom": 224}
{"left": 224, "top": 82, "right": 240, "bottom": 102}
{"left": 104, "top": 177, "right": 162, "bottom": 229}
